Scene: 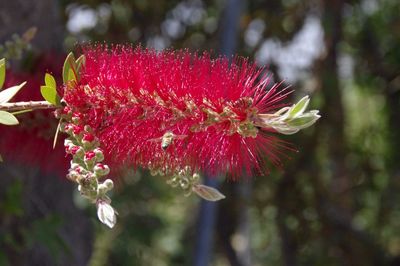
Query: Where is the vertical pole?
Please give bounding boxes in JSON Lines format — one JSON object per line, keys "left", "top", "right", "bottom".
{"left": 193, "top": 0, "right": 244, "bottom": 265}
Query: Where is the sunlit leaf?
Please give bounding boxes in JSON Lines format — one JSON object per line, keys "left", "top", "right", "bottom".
{"left": 40, "top": 85, "right": 60, "bottom": 106}
{"left": 192, "top": 184, "right": 226, "bottom": 201}
{"left": 62, "top": 52, "right": 76, "bottom": 84}
{"left": 0, "top": 58, "right": 5, "bottom": 89}
{"left": 75, "top": 55, "right": 85, "bottom": 81}
{"left": 0, "top": 110, "right": 19, "bottom": 125}
{"left": 45, "top": 73, "right": 56, "bottom": 89}
{"left": 288, "top": 96, "right": 310, "bottom": 119}
{"left": 0, "top": 81, "right": 26, "bottom": 103}
{"left": 68, "top": 69, "right": 76, "bottom": 82}
{"left": 287, "top": 112, "right": 320, "bottom": 129}
{"left": 272, "top": 125, "right": 300, "bottom": 135}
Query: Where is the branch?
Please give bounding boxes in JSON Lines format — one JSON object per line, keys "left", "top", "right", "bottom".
{"left": 0, "top": 101, "right": 55, "bottom": 112}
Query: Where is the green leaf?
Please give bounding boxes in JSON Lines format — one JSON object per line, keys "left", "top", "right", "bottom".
{"left": 192, "top": 184, "right": 226, "bottom": 201}
{"left": 45, "top": 73, "right": 56, "bottom": 89}
{"left": 0, "top": 110, "right": 19, "bottom": 125}
{"left": 75, "top": 55, "right": 85, "bottom": 81}
{"left": 40, "top": 85, "right": 60, "bottom": 106}
{"left": 287, "top": 112, "right": 320, "bottom": 129}
{"left": 11, "top": 109, "right": 33, "bottom": 116}
{"left": 288, "top": 96, "right": 310, "bottom": 119}
{"left": 272, "top": 125, "right": 300, "bottom": 135}
{"left": 0, "top": 58, "right": 5, "bottom": 90}
{"left": 68, "top": 69, "right": 76, "bottom": 82}
{"left": 0, "top": 154, "right": 3, "bottom": 162}
{"left": 0, "top": 81, "right": 26, "bottom": 103}
{"left": 62, "top": 52, "right": 76, "bottom": 84}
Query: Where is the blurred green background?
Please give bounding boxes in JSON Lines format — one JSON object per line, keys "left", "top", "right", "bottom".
{"left": 0, "top": 0, "right": 400, "bottom": 265}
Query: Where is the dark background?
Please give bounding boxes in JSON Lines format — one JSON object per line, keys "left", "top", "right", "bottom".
{"left": 0, "top": 0, "right": 399, "bottom": 265}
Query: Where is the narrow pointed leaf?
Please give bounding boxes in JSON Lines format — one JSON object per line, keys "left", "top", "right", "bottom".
{"left": 45, "top": 73, "right": 56, "bottom": 89}
{"left": 272, "top": 125, "right": 300, "bottom": 135}
{"left": 75, "top": 55, "right": 85, "bottom": 81}
{"left": 68, "top": 69, "right": 76, "bottom": 82}
{"left": 53, "top": 119, "right": 62, "bottom": 149}
{"left": 288, "top": 96, "right": 310, "bottom": 119}
{"left": 0, "top": 81, "right": 26, "bottom": 103}
{"left": 12, "top": 109, "right": 32, "bottom": 116}
{"left": 0, "top": 110, "right": 19, "bottom": 125}
{"left": 287, "top": 113, "right": 320, "bottom": 129}
{"left": 62, "top": 52, "right": 76, "bottom": 84}
{"left": 0, "top": 58, "right": 5, "bottom": 89}
{"left": 0, "top": 153, "right": 3, "bottom": 162}
{"left": 192, "top": 184, "right": 226, "bottom": 201}
{"left": 40, "top": 85, "right": 59, "bottom": 106}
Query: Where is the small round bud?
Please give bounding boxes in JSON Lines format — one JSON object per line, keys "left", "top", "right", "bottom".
{"left": 72, "top": 112, "right": 83, "bottom": 124}
{"left": 97, "top": 184, "right": 108, "bottom": 195}
{"left": 94, "top": 163, "right": 110, "bottom": 176}
{"left": 83, "top": 133, "right": 95, "bottom": 142}
{"left": 73, "top": 125, "right": 84, "bottom": 136}
{"left": 66, "top": 170, "right": 80, "bottom": 182}
{"left": 179, "top": 177, "right": 190, "bottom": 189}
{"left": 82, "top": 133, "right": 96, "bottom": 148}
{"left": 84, "top": 125, "right": 92, "bottom": 132}
{"left": 84, "top": 151, "right": 96, "bottom": 161}
{"left": 103, "top": 179, "right": 114, "bottom": 190}
{"left": 63, "top": 124, "right": 74, "bottom": 134}
{"left": 94, "top": 148, "right": 104, "bottom": 162}
{"left": 63, "top": 106, "right": 72, "bottom": 115}
{"left": 166, "top": 176, "right": 179, "bottom": 187}
{"left": 71, "top": 146, "right": 85, "bottom": 158}
{"left": 53, "top": 109, "right": 62, "bottom": 119}
{"left": 70, "top": 162, "right": 80, "bottom": 170}
{"left": 192, "top": 173, "right": 200, "bottom": 182}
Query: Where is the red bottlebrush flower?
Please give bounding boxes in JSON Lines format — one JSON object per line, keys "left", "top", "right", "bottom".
{"left": 63, "top": 45, "right": 295, "bottom": 178}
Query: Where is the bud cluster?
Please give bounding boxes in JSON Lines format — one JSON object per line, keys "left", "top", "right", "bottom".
{"left": 58, "top": 106, "right": 116, "bottom": 228}
{"left": 159, "top": 166, "right": 225, "bottom": 201}
{"left": 165, "top": 166, "right": 200, "bottom": 197}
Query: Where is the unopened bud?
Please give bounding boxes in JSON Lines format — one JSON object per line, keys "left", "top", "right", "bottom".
{"left": 84, "top": 125, "right": 92, "bottom": 132}
{"left": 93, "top": 148, "right": 104, "bottom": 162}
{"left": 70, "top": 162, "right": 80, "bottom": 170}
{"left": 66, "top": 170, "right": 80, "bottom": 182}
{"left": 192, "top": 173, "right": 200, "bottom": 182}
{"left": 63, "top": 124, "right": 74, "bottom": 134}
{"left": 73, "top": 125, "right": 84, "bottom": 136}
{"left": 84, "top": 151, "right": 96, "bottom": 168}
{"left": 94, "top": 163, "right": 110, "bottom": 176}
{"left": 71, "top": 145, "right": 85, "bottom": 157}
{"left": 103, "top": 179, "right": 114, "bottom": 190}
{"left": 72, "top": 112, "right": 84, "bottom": 124}
{"left": 54, "top": 109, "right": 62, "bottom": 119}
{"left": 83, "top": 133, "right": 95, "bottom": 142}
{"left": 179, "top": 177, "right": 190, "bottom": 189}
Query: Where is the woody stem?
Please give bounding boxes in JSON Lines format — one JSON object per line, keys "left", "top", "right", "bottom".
{"left": 0, "top": 101, "right": 56, "bottom": 112}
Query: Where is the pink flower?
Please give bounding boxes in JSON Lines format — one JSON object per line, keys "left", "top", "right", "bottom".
{"left": 63, "top": 46, "right": 295, "bottom": 178}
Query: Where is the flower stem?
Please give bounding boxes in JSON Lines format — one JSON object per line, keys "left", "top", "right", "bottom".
{"left": 0, "top": 101, "right": 55, "bottom": 112}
